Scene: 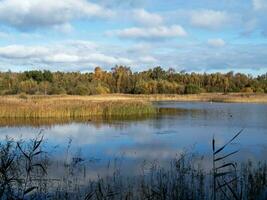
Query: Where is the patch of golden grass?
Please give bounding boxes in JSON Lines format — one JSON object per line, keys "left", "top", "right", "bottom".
{"left": 10, "top": 93, "right": 266, "bottom": 103}
{"left": 0, "top": 96, "right": 156, "bottom": 118}
{"left": 131, "top": 93, "right": 267, "bottom": 103}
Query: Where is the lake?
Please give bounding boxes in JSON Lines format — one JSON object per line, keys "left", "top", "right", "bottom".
{"left": 0, "top": 101, "right": 267, "bottom": 178}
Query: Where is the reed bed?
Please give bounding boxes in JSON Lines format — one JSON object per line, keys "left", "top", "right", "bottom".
{"left": 0, "top": 96, "right": 156, "bottom": 118}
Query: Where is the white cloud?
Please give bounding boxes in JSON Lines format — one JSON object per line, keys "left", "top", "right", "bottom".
{"left": 0, "top": 41, "right": 134, "bottom": 70}
{"left": 44, "top": 53, "right": 132, "bottom": 65}
{"left": 0, "top": 45, "right": 49, "bottom": 59}
{"left": 53, "top": 23, "right": 74, "bottom": 34}
{"left": 44, "top": 54, "right": 80, "bottom": 63}
{"left": 138, "top": 56, "right": 157, "bottom": 63}
{"left": 132, "top": 9, "right": 163, "bottom": 26}
{"left": 207, "top": 38, "right": 226, "bottom": 47}
{"left": 0, "top": 41, "right": 266, "bottom": 73}
{"left": 160, "top": 43, "right": 267, "bottom": 72}
{"left": 190, "top": 10, "right": 229, "bottom": 29}
{"left": 0, "top": 0, "right": 113, "bottom": 30}
{"left": 107, "top": 25, "right": 187, "bottom": 40}
{"left": 252, "top": 0, "right": 267, "bottom": 10}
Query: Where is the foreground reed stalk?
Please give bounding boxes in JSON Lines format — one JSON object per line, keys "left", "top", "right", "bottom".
{"left": 212, "top": 130, "right": 243, "bottom": 200}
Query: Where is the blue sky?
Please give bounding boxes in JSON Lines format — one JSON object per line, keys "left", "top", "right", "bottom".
{"left": 0, "top": 0, "right": 267, "bottom": 74}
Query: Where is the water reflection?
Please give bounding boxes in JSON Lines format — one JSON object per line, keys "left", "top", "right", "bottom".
{"left": 0, "top": 102, "right": 266, "bottom": 177}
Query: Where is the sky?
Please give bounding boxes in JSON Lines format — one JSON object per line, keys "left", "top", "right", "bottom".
{"left": 0, "top": 0, "right": 267, "bottom": 74}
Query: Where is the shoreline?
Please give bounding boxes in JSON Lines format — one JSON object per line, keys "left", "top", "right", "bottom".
{"left": 137, "top": 93, "right": 267, "bottom": 103}
{"left": 0, "top": 93, "right": 266, "bottom": 119}
{"left": 1, "top": 93, "right": 267, "bottom": 103}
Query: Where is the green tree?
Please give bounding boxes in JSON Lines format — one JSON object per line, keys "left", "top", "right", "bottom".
{"left": 112, "top": 66, "right": 133, "bottom": 93}
{"left": 151, "top": 66, "right": 166, "bottom": 80}
{"left": 43, "top": 70, "right": 53, "bottom": 82}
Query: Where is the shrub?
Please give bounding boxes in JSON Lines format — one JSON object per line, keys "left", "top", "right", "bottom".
{"left": 73, "top": 84, "right": 89, "bottom": 95}
{"left": 95, "top": 85, "right": 110, "bottom": 94}
{"left": 255, "top": 87, "right": 264, "bottom": 93}
{"left": 49, "top": 85, "right": 66, "bottom": 95}
{"left": 185, "top": 84, "right": 201, "bottom": 94}
{"left": 241, "top": 87, "right": 254, "bottom": 93}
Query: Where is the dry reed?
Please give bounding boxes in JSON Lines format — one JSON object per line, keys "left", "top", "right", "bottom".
{"left": 0, "top": 96, "right": 156, "bottom": 118}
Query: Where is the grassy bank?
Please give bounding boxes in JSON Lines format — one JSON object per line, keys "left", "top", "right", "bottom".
{"left": 21, "top": 93, "right": 266, "bottom": 103}
{"left": 0, "top": 95, "right": 156, "bottom": 118}
{"left": 96, "top": 93, "right": 267, "bottom": 103}
{"left": 3, "top": 92, "right": 267, "bottom": 103}
{"left": 0, "top": 93, "right": 266, "bottom": 119}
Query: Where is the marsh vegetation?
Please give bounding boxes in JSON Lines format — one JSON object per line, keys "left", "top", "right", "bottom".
{"left": 0, "top": 133, "right": 266, "bottom": 200}
{"left": 0, "top": 96, "right": 156, "bottom": 118}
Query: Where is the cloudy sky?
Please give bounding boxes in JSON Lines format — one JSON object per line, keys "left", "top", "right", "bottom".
{"left": 0, "top": 0, "right": 267, "bottom": 74}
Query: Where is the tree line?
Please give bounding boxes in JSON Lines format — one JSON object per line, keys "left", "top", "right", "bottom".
{"left": 0, "top": 66, "right": 267, "bottom": 95}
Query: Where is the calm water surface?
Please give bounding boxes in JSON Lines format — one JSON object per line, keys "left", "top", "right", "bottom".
{"left": 0, "top": 102, "right": 267, "bottom": 177}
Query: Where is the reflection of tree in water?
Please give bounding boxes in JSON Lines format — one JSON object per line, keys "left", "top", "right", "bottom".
{"left": 0, "top": 115, "right": 153, "bottom": 128}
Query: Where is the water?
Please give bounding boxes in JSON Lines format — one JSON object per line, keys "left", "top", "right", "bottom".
{"left": 0, "top": 102, "right": 267, "bottom": 178}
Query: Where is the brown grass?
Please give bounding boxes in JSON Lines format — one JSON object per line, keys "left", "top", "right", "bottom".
{"left": 0, "top": 95, "right": 156, "bottom": 118}
{"left": 126, "top": 93, "right": 267, "bottom": 103}
{"left": 40, "top": 93, "right": 265, "bottom": 103}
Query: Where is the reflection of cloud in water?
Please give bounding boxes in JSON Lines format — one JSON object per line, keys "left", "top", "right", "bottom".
{"left": 1, "top": 121, "right": 266, "bottom": 161}
{"left": 107, "top": 143, "right": 184, "bottom": 160}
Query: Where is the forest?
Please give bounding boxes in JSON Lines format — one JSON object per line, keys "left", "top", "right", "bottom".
{"left": 0, "top": 66, "right": 267, "bottom": 95}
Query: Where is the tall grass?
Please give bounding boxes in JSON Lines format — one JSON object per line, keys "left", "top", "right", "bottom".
{"left": 0, "top": 96, "right": 156, "bottom": 118}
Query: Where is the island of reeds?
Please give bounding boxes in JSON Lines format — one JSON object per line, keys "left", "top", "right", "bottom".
{"left": 0, "top": 95, "right": 157, "bottom": 119}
